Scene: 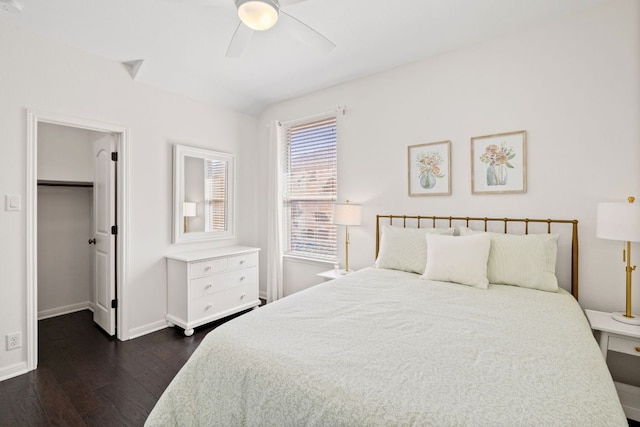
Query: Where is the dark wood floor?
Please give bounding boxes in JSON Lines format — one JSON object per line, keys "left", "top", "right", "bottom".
{"left": 0, "top": 309, "right": 249, "bottom": 426}
{"left": 1, "top": 309, "right": 639, "bottom": 427}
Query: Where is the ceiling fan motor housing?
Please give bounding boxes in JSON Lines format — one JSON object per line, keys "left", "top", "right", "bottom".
{"left": 236, "top": 0, "right": 280, "bottom": 31}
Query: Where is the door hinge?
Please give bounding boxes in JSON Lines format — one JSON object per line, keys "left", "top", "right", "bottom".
{"left": 111, "top": 152, "right": 118, "bottom": 162}
{"left": 111, "top": 225, "right": 118, "bottom": 235}
{"left": 111, "top": 299, "right": 118, "bottom": 309}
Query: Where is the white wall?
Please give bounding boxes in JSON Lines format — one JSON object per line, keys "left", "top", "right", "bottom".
{"left": 37, "top": 185, "right": 93, "bottom": 317}
{"left": 258, "top": 0, "right": 640, "bottom": 308}
{"left": 37, "top": 122, "right": 95, "bottom": 183}
{"left": 257, "top": 0, "right": 640, "bottom": 380}
{"left": 0, "top": 22, "right": 259, "bottom": 379}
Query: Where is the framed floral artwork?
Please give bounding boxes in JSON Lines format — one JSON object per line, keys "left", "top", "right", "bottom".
{"left": 408, "top": 140, "right": 451, "bottom": 196}
{"left": 471, "top": 131, "right": 526, "bottom": 195}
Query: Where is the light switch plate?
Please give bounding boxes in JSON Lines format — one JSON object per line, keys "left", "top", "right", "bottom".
{"left": 6, "top": 195, "right": 20, "bottom": 211}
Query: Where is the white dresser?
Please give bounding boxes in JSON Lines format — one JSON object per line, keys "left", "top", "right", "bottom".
{"left": 166, "top": 246, "right": 261, "bottom": 336}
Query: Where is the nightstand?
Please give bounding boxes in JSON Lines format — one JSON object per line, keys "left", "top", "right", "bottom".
{"left": 317, "top": 269, "right": 349, "bottom": 281}
{"left": 585, "top": 309, "right": 640, "bottom": 421}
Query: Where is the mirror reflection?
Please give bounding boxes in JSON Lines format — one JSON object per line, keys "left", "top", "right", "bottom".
{"left": 173, "top": 145, "right": 234, "bottom": 243}
{"left": 184, "top": 156, "right": 228, "bottom": 233}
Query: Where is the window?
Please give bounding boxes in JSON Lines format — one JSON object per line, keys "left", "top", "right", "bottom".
{"left": 204, "top": 158, "right": 227, "bottom": 232}
{"left": 283, "top": 116, "right": 337, "bottom": 261}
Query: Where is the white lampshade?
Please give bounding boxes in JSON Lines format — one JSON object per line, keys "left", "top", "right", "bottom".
{"left": 597, "top": 199, "right": 640, "bottom": 242}
{"left": 183, "top": 202, "right": 197, "bottom": 218}
{"left": 237, "top": 0, "right": 279, "bottom": 31}
{"left": 333, "top": 202, "right": 361, "bottom": 226}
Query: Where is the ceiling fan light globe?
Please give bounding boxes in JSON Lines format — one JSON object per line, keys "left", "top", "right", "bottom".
{"left": 237, "top": 0, "right": 279, "bottom": 31}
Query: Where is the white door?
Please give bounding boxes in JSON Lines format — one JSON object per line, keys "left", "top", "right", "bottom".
{"left": 92, "top": 134, "right": 117, "bottom": 335}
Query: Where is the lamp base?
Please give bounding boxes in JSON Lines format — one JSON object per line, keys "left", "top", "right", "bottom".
{"left": 612, "top": 312, "right": 640, "bottom": 325}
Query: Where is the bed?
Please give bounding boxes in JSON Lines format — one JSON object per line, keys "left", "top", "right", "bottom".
{"left": 146, "top": 215, "right": 627, "bottom": 426}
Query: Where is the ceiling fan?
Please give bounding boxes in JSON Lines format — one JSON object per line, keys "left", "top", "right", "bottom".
{"left": 227, "top": 0, "right": 335, "bottom": 57}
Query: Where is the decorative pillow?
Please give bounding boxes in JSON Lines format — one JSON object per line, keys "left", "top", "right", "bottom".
{"left": 458, "top": 227, "right": 559, "bottom": 292}
{"left": 420, "top": 234, "right": 491, "bottom": 289}
{"left": 375, "top": 225, "right": 454, "bottom": 274}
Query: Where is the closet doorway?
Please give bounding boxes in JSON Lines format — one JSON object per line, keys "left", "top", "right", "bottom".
{"left": 37, "top": 123, "right": 117, "bottom": 334}
{"left": 26, "top": 110, "right": 130, "bottom": 373}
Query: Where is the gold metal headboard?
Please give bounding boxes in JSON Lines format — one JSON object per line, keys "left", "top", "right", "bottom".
{"left": 375, "top": 215, "right": 579, "bottom": 300}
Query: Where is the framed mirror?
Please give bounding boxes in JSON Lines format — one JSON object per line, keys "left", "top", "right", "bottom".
{"left": 173, "top": 144, "right": 234, "bottom": 243}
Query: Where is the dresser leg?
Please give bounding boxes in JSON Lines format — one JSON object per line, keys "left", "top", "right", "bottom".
{"left": 184, "top": 328, "right": 194, "bottom": 337}
{"left": 167, "top": 321, "right": 175, "bottom": 327}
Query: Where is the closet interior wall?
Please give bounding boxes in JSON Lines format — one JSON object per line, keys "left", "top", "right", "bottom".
{"left": 36, "top": 123, "right": 106, "bottom": 319}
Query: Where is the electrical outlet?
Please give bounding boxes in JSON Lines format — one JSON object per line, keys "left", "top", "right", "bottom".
{"left": 6, "top": 332, "right": 21, "bottom": 350}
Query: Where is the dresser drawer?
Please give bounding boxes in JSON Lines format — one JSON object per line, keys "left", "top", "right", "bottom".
{"left": 609, "top": 336, "right": 640, "bottom": 357}
{"left": 189, "top": 282, "right": 259, "bottom": 320}
{"left": 190, "top": 267, "right": 257, "bottom": 299}
{"left": 227, "top": 252, "right": 258, "bottom": 270}
{"left": 190, "top": 257, "right": 228, "bottom": 278}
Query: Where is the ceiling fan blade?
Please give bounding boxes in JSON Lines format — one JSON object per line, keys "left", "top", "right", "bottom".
{"left": 278, "top": 0, "right": 309, "bottom": 7}
{"left": 279, "top": 10, "right": 335, "bottom": 53}
{"left": 226, "top": 22, "right": 254, "bottom": 58}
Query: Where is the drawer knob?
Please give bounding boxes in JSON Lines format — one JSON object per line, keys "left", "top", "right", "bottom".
{"left": 204, "top": 266, "right": 212, "bottom": 271}
{"left": 205, "top": 284, "right": 212, "bottom": 289}
{"left": 205, "top": 304, "right": 212, "bottom": 310}
{"left": 240, "top": 276, "right": 246, "bottom": 281}
{"left": 240, "top": 294, "right": 246, "bottom": 299}
{"left": 636, "top": 347, "right": 640, "bottom": 353}
{"left": 239, "top": 260, "right": 245, "bottom": 265}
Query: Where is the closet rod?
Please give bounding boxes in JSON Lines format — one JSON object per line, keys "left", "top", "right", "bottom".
{"left": 37, "top": 180, "right": 93, "bottom": 188}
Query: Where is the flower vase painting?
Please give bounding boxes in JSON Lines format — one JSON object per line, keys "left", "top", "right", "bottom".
{"left": 408, "top": 141, "right": 451, "bottom": 196}
{"left": 471, "top": 131, "right": 526, "bottom": 194}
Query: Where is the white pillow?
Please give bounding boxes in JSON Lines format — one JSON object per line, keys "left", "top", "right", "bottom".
{"left": 458, "top": 227, "right": 559, "bottom": 292}
{"left": 375, "top": 225, "right": 454, "bottom": 274}
{"left": 421, "top": 234, "right": 491, "bottom": 289}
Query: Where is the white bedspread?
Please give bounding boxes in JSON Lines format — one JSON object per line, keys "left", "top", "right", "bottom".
{"left": 146, "top": 267, "right": 626, "bottom": 426}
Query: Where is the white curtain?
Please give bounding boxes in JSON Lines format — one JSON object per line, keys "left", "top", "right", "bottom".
{"left": 266, "top": 121, "right": 284, "bottom": 303}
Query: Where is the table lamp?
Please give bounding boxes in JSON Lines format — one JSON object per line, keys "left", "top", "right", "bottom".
{"left": 596, "top": 196, "right": 640, "bottom": 325}
{"left": 183, "top": 202, "right": 196, "bottom": 233}
{"left": 333, "top": 200, "right": 361, "bottom": 274}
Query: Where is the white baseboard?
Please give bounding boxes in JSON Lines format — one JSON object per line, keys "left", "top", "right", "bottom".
{"left": 38, "top": 301, "right": 93, "bottom": 320}
{"left": 615, "top": 381, "right": 640, "bottom": 421}
{"left": 128, "top": 319, "right": 169, "bottom": 340}
{"left": 0, "top": 362, "right": 29, "bottom": 382}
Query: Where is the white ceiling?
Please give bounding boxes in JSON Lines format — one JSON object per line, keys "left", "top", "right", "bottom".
{"left": 0, "top": 0, "right": 606, "bottom": 115}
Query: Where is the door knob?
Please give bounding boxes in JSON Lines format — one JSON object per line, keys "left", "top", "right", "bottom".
{"left": 88, "top": 238, "right": 96, "bottom": 244}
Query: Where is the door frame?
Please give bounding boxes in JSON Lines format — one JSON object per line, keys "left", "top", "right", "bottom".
{"left": 26, "top": 109, "right": 130, "bottom": 371}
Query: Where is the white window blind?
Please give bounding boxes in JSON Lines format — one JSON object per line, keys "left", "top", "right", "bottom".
{"left": 204, "top": 159, "right": 227, "bottom": 232}
{"left": 283, "top": 116, "right": 337, "bottom": 260}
